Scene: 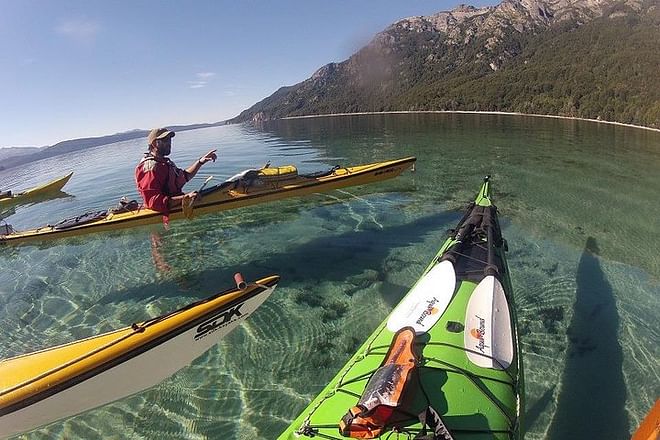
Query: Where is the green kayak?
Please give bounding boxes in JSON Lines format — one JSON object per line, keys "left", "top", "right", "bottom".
{"left": 278, "top": 176, "right": 524, "bottom": 440}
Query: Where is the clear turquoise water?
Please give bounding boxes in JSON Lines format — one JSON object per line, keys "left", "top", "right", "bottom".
{"left": 0, "top": 114, "right": 658, "bottom": 439}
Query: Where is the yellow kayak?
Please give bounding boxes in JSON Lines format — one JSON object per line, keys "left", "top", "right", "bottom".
{"left": 0, "top": 172, "right": 73, "bottom": 206}
{"left": 0, "top": 274, "right": 279, "bottom": 438}
{"left": 0, "top": 157, "right": 415, "bottom": 245}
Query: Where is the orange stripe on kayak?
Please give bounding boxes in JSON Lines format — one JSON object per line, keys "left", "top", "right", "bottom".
{"left": 632, "top": 399, "right": 660, "bottom": 440}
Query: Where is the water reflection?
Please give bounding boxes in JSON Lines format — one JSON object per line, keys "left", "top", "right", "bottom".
{"left": 0, "top": 206, "right": 16, "bottom": 221}
{"left": 0, "top": 190, "right": 72, "bottom": 211}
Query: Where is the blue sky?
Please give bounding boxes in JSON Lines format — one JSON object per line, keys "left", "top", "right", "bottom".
{"left": 0, "top": 0, "right": 494, "bottom": 148}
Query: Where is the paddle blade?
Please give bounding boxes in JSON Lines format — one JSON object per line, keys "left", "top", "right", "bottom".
{"left": 198, "top": 175, "right": 214, "bottom": 193}
{"left": 387, "top": 260, "right": 456, "bottom": 334}
{"left": 182, "top": 195, "right": 195, "bottom": 220}
{"left": 464, "top": 275, "right": 513, "bottom": 369}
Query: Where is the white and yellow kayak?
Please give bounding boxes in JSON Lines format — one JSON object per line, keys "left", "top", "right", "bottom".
{"left": 0, "top": 274, "right": 279, "bottom": 438}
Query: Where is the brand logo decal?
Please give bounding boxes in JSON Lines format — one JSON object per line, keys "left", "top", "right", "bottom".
{"left": 470, "top": 315, "right": 489, "bottom": 353}
{"left": 194, "top": 302, "right": 245, "bottom": 340}
{"left": 415, "top": 297, "right": 439, "bottom": 326}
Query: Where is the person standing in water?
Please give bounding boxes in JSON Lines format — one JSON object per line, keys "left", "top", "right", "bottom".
{"left": 135, "top": 128, "right": 217, "bottom": 214}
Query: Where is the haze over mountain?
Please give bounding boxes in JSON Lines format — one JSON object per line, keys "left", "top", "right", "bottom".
{"left": 0, "top": 122, "right": 224, "bottom": 171}
{"left": 0, "top": 147, "right": 41, "bottom": 162}
{"left": 231, "top": 0, "right": 660, "bottom": 128}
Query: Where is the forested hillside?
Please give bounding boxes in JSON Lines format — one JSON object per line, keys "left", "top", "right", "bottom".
{"left": 232, "top": 0, "right": 660, "bottom": 128}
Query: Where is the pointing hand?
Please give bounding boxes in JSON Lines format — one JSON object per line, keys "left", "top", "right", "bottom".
{"left": 199, "top": 149, "right": 218, "bottom": 164}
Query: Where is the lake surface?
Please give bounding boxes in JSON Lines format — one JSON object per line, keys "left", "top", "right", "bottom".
{"left": 0, "top": 114, "right": 658, "bottom": 439}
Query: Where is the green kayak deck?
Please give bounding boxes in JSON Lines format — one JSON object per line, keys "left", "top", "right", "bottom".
{"left": 279, "top": 177, "right": 524, "bottom": 440}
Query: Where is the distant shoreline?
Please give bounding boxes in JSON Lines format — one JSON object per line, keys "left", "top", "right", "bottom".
{"left": 281, "top": 111, "right": 660, "bottom": 133}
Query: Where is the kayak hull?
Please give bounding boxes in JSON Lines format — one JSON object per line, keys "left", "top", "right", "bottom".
{"left": 0, "top": 275, "right": 279, "bottom": 438}
{"left": 0, "top": 172, "right": 73, "bottom": 206}
{"left": 278, "top": 178, "right": 523, "bottom": 439}
{"left": 1, "top": 158, "right": 415, "bottom": 245}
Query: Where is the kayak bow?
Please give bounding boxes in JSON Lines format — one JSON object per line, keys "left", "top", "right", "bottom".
{"left": 278, "top": 177, "right": 524, "bottom": 439}
{"left": 0, "top": 172, "right": 73, "bottom": 206}
{"left": 0, "top": 157, "right": 415, "bottom": 245}
{"left": 0, "top": 274, "right": 279, "bottom": 438}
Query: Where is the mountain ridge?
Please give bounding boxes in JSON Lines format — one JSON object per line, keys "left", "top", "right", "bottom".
{"left": 230, "top": 0, "right": 660, "bottom": 128}
{"left": 3, "top": 0, "right": 657, "bottom": 171}
{"left": 0, "top": 122, "right": 225, "bottom": 172}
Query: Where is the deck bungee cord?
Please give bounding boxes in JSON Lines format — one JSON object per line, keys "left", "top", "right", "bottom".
{"left": 278, "top": 176, "right": 524, "bottom": 440}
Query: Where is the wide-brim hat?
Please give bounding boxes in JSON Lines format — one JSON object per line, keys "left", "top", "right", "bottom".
{"left": 147, "top": 128, "right": 175, "bottom": 145}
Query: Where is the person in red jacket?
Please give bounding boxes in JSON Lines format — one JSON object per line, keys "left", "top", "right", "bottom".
{"left": 135, "top": 127, "right": 217, "bottom": 214}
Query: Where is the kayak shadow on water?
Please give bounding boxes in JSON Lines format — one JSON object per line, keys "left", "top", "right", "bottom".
{"left": 97, "top": 210, "right": 462, "bottom": 309}
{"left": 547, "top": 237, "right": 630, "bottom": 439}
